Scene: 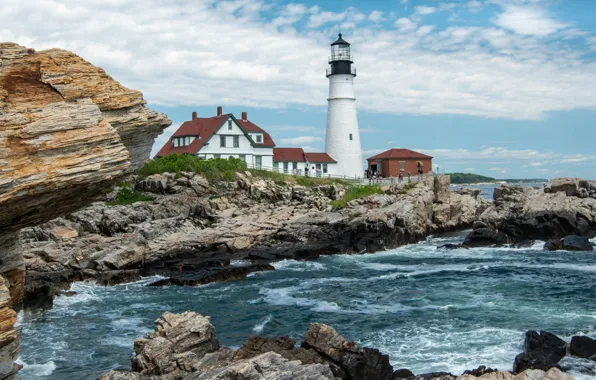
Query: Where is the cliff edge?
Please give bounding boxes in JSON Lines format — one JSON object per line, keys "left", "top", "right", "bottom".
{"left": 0, "top": 42, "right": 171, "bottom": 379}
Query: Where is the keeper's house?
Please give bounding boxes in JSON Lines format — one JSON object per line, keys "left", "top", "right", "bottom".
{"left": 156, "top": 107, "right": 338, "bottom": 176}
{"left": 366, "top": 148, "right": 433, "bottom": 177}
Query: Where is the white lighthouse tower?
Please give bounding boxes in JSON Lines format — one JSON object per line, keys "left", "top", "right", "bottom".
{"left": 325, "top": 33, "right": 364, "bottom": 178}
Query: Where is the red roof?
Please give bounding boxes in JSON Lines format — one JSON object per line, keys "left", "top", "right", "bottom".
{"left": 304, "top": 152, "right": 337, "bottom": 163}
{"left": 367, "top": 148, "right": 432, "bottom": 161}
{"left": 237, "top": 119, "right": 276, "bottom": 148}
{"left": 155, "top": 113, "right": 276, "bottom": 157}
{"left": 273, "top": 148, "right": 305, "bottom": 162}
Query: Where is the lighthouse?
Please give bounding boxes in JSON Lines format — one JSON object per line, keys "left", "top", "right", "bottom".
{"left": 325, "top": 33, "right": 364, "bottom": 178}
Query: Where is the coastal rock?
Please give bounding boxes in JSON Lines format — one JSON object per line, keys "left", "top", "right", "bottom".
{"left": 131, "top": 311, "right": 219, "bottom": 376}
{"left": 569, "top": 336, "right": 596, "bottom": 360}
{"left": 458, "top": 368, "right": 573, "bottom": 380}
{"left": 544, "top": 236, "right": 594, "bottom": 252}
{"left": 464, "top": 178, "right": 596, "bottom": 246}
{"left": 302, "top": 323, "right": 394, "bottom": 380}
{"left": 513, "top": 331, "right": 567, "bottom": 373}
{"left": 21, "top": 174, "right": 489, "bottom": 302}
{"left": 189, "top": 352, "right": 337, "bottom": 380}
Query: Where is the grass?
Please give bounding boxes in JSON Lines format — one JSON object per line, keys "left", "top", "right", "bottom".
{"left": 107, "top": 185, "right": 154, "bottom": 206}
{"left": 139, "top": 154, "right": 350, "bottom": 187}
{"left": 331, "top": 185, "right": 384, "bottom": 209}
{"left": 138, "top": 154, "right": 247, "bottom": 181}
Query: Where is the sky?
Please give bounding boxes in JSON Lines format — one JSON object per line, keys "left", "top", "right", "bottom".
{"left": 2, "top": 0, "right": 596, "bottom": 179}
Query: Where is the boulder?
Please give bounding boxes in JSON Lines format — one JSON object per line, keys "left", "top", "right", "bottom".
{"left": 569, "top": 335, "right": 596, "bottom": 360}
{"left": 131, "top": 311, "right": 219, "bottom": 376}
{"left": 546, "top": 178, "right": 581, "bottom": 197}
{"left": 302, "top": 323, "right": 394, "bottom": 380}
{"left": 392, "top": 368, "right": 415, "bottom": 379}
{"left": 458, "top": 367, "right": 573, "bottom": 380}
{"left": 189, "top": 352, "right": 337, "bottom": 380}
{"left": 561, "top": 235, "right": 594, "bottom": 251}
{"left": 513, "top": 331, "right": 567, "bottom": 373}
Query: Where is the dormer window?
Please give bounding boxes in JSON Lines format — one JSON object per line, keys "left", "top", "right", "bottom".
{"left": 173, "top": 136, "right": 191, "bottom": 147}
{"left": 256, "top": 135, "right": 262, "bottom": 143}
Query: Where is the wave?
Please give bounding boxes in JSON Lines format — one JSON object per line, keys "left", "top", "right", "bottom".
{"left": 253, "top": 315, "right": 272, "bottom": 333}
{"left": 272, "top": 260, "right": 326, "bottom": 272}
{"left": 16, "top": 358, "right": 57, "bottom": 377}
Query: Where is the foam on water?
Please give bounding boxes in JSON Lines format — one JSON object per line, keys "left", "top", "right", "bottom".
{"left": 16, "top": 359, "right": 57, "bottom": 377}
{"left": 252, "top": 315, "right": 273, "bottom": 333}
{"left": 272, "top": 259, "right": 326, "bottom": 271}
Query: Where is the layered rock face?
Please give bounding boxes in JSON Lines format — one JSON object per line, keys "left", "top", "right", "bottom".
{"left": 0, "top": 42, "right": 170, "bottom": 379}
{"left": 463, "top": 178, "right": 596, "bottom": 247}
{"left": 21, "top": 173, "right": 490, "bottom": 304}
{"left": 100, "top": 311, "right": 576, "bottom": 380}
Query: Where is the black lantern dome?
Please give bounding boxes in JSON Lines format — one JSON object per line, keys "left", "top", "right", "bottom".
{"left": 327, "top": 33, "right": 356, "bottom": 77}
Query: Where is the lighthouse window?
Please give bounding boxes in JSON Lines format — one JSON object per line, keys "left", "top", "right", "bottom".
{"left": 349, "top": 133, "right": 353, "bottom": 141}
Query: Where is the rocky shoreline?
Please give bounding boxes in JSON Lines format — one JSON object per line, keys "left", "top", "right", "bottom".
{"left": 20, "top": 172, "right": 489, "bottom": 307}
{"left": 98, "top": 310, "right": 590, "bottom": 380}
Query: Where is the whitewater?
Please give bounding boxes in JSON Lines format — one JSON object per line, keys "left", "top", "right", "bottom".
{"left": 17, "top": 231, "right": 596, "bottom": 379}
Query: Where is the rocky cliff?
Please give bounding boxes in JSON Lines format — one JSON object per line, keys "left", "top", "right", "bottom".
{"left": 0, "top": 43, "right": 170, "bottom": 379}
{"left": 463, "top": 178, "right": 596, "bottom": 248}
{"left": 21, "top": 173, "right": 489, "bottom": 305}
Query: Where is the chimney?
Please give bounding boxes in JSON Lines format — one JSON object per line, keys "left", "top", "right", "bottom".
{"left": 192, "top": 111, "right": 197, "bottom": 120}
{"left": 242, "top": 112, "right": 247, "bottom": 121}
{"left": 217, "top": 106, "right": 222, "bottom": 117}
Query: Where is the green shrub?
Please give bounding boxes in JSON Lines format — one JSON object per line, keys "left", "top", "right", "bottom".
{"left": 108, "top": 185, "right": 154, "bottom": 206}
{"left": 138, "top": 154, "right": 247, "bottom": 180}
{"left": 331, "top": 185, "right": 383, "bottom": 209}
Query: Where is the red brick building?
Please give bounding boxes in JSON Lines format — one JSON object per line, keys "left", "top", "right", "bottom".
{"left": 366, "top": 148, "right": 433, "bottom": 177}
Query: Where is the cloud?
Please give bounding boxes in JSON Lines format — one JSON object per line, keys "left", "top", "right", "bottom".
{"left": 490, "top": 167, "right": 508, "bottom": 174}
{"left": 3, "top": 0, "right": 595, "bottom": 122}
{"left": 368, "top": 11, "right": 384, "bottom": 22}
{"left": 395, "top": 17, "right": 417, "bottom": 32}
{"left": 278, "top": 136, "right": 322, "bottom": 145}
{"left": 266, "top": 125, "right": 324, "bottom": 134}
{"left": 492, "top": 5, "right": 569, "bottom": 37}
{"left": 464, "top": 168, "right": 476, "bottom": 172}
{"left": 415, "top": 6, "right": 437, "bottom": 15}
{"left": 467, "top": 1, "right": 483, "bottom": 13}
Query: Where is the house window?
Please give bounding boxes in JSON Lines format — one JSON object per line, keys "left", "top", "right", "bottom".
{"left": 173, "top": 138, "right": 178, "bottom": 147}
{"left": 185, "top": 136, "right": 190, "bottom": 146}
{"left": 349, "top": 133, "right": 353, "bottom": 141}
{"left": 400, "top": 161, "right": 405, "bottom": 170}
{"left": 283, "top": 162, "right": 289, "bottom": 173}
{"left": 255, "top": 156, "right": 262, "bottom": 169}
{"left": 292, "top": 162, "right": 298, "bottom": 170}
{"left": 273, "top": 162, "right": 279, "bottom": 171}
{"left": 239, "top": 154, "right": 246, "bottom": 162}
{"left": 316, "top": 163, "right": 322, "bottom": 177}
{"left": 323, "top": 164, "right": 328, "bottom": 174}
{"left": 233, "top": 135, "right": 239, "bottom": 148}
{"left": 228, "top": 120, "right": 232, "bottom": 130}
{"left": 220, "top": 135, "right": 226, "bottom": 147}
{"left": 256, "top": 135, "right": 262, "bottom": 143}
{"left": 214, "top": 154, "right": 221, "bottom": 159}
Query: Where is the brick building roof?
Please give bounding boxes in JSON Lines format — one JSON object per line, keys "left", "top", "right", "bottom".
{"left": 273, "top": 148, "right": 337, "bottom": 163}
{"left": 367, "top": 148, "right": 432, "bottom": 161}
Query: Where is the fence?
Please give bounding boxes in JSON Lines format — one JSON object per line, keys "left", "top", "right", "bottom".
{"left": 243, "top": 162, "right": 445, "bottom": 186}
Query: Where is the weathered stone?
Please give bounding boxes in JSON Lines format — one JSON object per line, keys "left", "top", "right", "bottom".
{"left": 457, "top": 367, "right": 573, "bottom": 380}
{"left": 302, "top": 323, "right": 394, "bottom": 380}
{"left": 569, "top": 335, "right": 596, "bottom": 360}
{"left": 513, "top": 331, "right": 567, "bottom": 373}
{"left": 189, "top": 352, "right": 337, "bottom": 380}
{"left": 561, "top": 235, "right": 594, "bottom": 251}
{"left": 130, "top": 312, "right": 219, "bottom": 377}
